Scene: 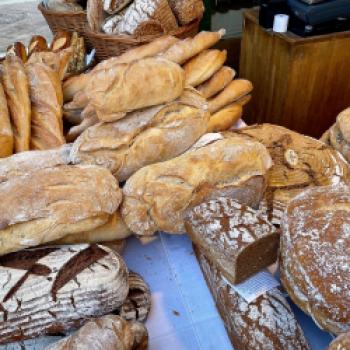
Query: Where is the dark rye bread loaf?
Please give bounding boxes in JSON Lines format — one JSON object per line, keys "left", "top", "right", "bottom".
{"left": 280, "top": 185, "right": 350, "bottom": 335}
{"left": 185, "top": 197, "right": 279, "bottom": 284}
{"left": 0, "top": 244, "right": 129, "bottom": 344}
{"left": 195, "top": 248, "right": 310, "bottom": 350}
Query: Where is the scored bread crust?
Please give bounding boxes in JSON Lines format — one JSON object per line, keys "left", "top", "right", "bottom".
{"left": 121, "top": 133, "right": 272, "bottom": 237}
{"left": 280, "top": 185, "right": 350, "bottom": 335}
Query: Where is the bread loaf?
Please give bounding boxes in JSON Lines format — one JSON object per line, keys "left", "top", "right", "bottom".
{"left": 54, "top": 211, "right": 132, "bottom": 244}
{"left": 26, "top": 63, "right": 65, "bottom": 150}
{"left": 51, "top": 31, "right": 71, "bottom": 52}
{"left": 0, "top": 164, "right": 122, "bottom": 255}
{"left": 28, "top": 35, "right": 49, "bottom": 57}
{"left": 0, "top": 82, "right": 13, "bottom": 158}
{"left": 0, "top": 244, "right": 129, "bottom": 344}
{"left": 81, "top": 57, "right": 185, "bottom": 122}
{"left": 103, "top": 0, "right": 133, "bottom": 14}
{"left": 87, "top": 0, "right": 105, "bottom": 32}
{"left": 121, "top": 133, "right": 272, "bottom": 237}
{"left": 329, "top": 123, "right": 350, "bottom": 163}
{"left": 336, "top": 107, "right": 350, "bottom": 143}
{"left": 161, "top": 29, "right": 226, "bottom": 65}
{"left": 168, "top": 0, "right": 204, "bottom": 25}
{"left": 196, "top": 66, "right": 236, "bottom": 99}
{"left": 184, "top": 49, "right": 227, "bottom": 87}
{"left": 327, "top": 332, "right": 350, "bottom": 350}
{"left": 208, "top": 103, "right": 242, "bottom": 132}
{"left": 208, "top": 79, "right": 253, "bottom": 113}
{"left": 1, "top": 56, "right": 31, "bottom": 152}
{"left": 280, "top": 185, "right": 350, "bottom": 335}
{"left": 232, "top": 124, "right": 350, "bottom": 224}
{"left": 70, "top": 88, "right": 209, "bottom": 181}
{"left": 63, "top": 74, "right": 90, "bottom": 102}
{"left": 66, "top": 111, "right": 98, "bottom": 142}
{"left": 6, "top": 41, "right": 28, "bottom": 63}
{"left": 46, "top": 0, "right": 83, "bottom": 12}
{"left": 186, "top": 197, "right": 279, "bottom": 285}
{"left": 196, "top": 248, "right": 311, "bottom": 350}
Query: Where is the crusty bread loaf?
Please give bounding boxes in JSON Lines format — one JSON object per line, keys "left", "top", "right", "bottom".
{"left": 80, "top": 57, "right": 185, "bottom": 122}
{"left": 0, "top": 244, "right": 129, "bottom": 344}
{"left": 184, "top": 49, "right": 227, "bottom": 87}
{"left": 121, "top": 133, "right": 272, "bottom": 237}
{"left": 196, "top": 66, "right": 236, "bottom": 99}
{"left": 46, "top": 315, "right": 148, "bottom": 350}
{"left": 161, "top": 29, "right": 226, "bottom": 65}
{"left": 1, "top": 56, "right": 31, "bottom": 152}
{"left": 103, "top": 0, "right": 133, "bottom": 14}
{"left": 87, "top": 0, "right": 105, "bottom": 32}
{"left": 196, "top": 248, "right": 310, "bottom": 350}
{"left": 336, "top": 107, "right": 350, "bottom": 143}
{"left": 6, "top": 41, "right": 28, "bottom": 63}
{"left": 327, "top": 332, "right": 350, "bottom": 350}
{"left": 168, "top": 0, "right": 204, "bottom": 25}
{"left": 66, "top": 111, "right": 98, "bottom": 142}
{"left": 70, "top": 88, "right": 209, "bottom": 181}
{"left": 280, "top": 185, "right": 350, "bottom": 335}
{"left": 329, "top": 123, "right": 350, "bottom": 163}
{"left": 0, "top": 82, "right": 13, "bottom": 158}
{"left": 208, "top": 79, "right": 253, "bottom": 114}
{"left": 54, "top": 211, "right": 132, "bottom": 244}
{"left": 0, "top": 164, "right": 122, "bottom": 255}
{"left": 232, "top": 124, "right": 350, "bottom": 224}
{"left": 186, "top": 197, "right": 279, "bottom": 285}
{"left": 63, "top": 74, "right": 90, "bottom": 102}
{"left": 208, "top": 103, "right": 242, "bottom": 132}
{"left": 26, "top": 63, "right": 65, "bottom": 150}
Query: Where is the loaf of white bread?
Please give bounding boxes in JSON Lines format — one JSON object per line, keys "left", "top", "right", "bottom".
{"left": 121, "top": 133, "right": 272, "bottom": 238}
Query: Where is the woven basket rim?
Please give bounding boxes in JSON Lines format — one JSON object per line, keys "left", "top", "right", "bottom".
{"left": 85, "top": 17, "right": 201, "bottom": 42}
{"left": 38, "top": 2, "right": 86, "bottom": 16}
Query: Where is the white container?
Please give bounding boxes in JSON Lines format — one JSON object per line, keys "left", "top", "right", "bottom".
{"left": 273, "top": 14, "right": 289, "bottom": 33}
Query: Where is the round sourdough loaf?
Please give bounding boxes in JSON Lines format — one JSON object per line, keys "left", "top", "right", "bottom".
{"left": 328, "top": 332, "right": 350, "bottom": 350}
{"left": 230, "top": 124, "right": 350, "bottom": 224}
{"left": 280, "top": 185, "right": 350, "bottom": 334}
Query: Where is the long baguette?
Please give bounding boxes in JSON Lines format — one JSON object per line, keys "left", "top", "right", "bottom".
{"left": 196, "top": 66, "right": 235, "bottom": 99}
{"left": 161, "top": 29, "right": 226, "bottom": 65}
{"left": 0, "top": 81, "right": 13, "bottom": 157}
{"left": 208, "top": 103, "right": 242, "bottom": 132}
{"left": 208, "top": 79, "right": 253, "bottom": 113}
{"left": 184, "top": 49, "right": 227, "bottom": 87}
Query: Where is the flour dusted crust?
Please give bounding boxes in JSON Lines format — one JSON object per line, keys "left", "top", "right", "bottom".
{"left": 121, "top": 133, "right": 272, "bottom": 237}
{"left": 328, "top": 332, "right": 350, "bottom": 350}
{"left": 196, "top": 249, "right": 310, "bottom": 350}
{"left": 70, "top": 88, "right": 209, "bottom": 181}
{"left": 232, "top": 124, "right": 350, "bottom": 224}
{"left": 45, "top": 315, "right": 148, "bottom": 350}
{"left": 186, "top": 197, "right": 279, "bottom": 285}
{"left": 280, "top": 185, "right": 350, "bottom": 335}
{"left": 0, "top": 244, "right": 129, "bottom": 344}
{"left": 0, "top": 164, "right": 122, "bottom": 255}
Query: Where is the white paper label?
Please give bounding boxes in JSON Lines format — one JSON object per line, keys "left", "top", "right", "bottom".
{"left": 223, "top": 270, "right": 280, "bottom": 303}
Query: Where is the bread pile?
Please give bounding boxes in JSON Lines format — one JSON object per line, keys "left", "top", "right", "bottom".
{"left": 43, "top": 0, "right": 85, "bottom": 12}
{"left": 85, "top": 0, "right": 204, "bottom": 36}
{"left": 321, "top": 107, "right": 350, "bottom": 163}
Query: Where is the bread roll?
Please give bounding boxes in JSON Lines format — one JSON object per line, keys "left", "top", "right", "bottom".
{"left": 0, "top": 244, "right": 129, "bottom": 344}
{"left": 336, "top": 107, "right": 350, "bottom": 143}
{"left": 46, "top": 315, "right": 148, "bottom": 350}
{"left": 280, "top": 185, "right": 350, "bottom": 335}
{"left": 0, "top": 82, "right": 13, "bottom": 157}
{"left": 327, "top": 332, "right": 350, "bottom": 350}
{"left": 184, "top": 49, "right": 227, "bottom": 87}
{"left": 208, "top": 103, "right": 242, "bottom": 132}
{"left": 232, "top": 124, "right": 350, "bottom": 224}
{"left": 0, "top": 164, "right": 122, "bottom": 255}
{"left": 161, "top": 29, "right": 226, "bottom": 65}
{"left": 70, "top": 88, "right": 209, "bottom": 181}
{"left": 186, "top": 197, "right": 279, "bottom": 285}
{"left": 54, "top": 211, "right": 132, "bottom": 244}
{"left": 1, "top": 56, "right": 31, "bottom": 152}
{"left": 196, "top": 248, "right": 311, "bottom": 350}
{"left": 208, "top": 79, "right": 253, "bottom": 113}
{"left": 121, "top": 133, "right": 272, "bottom": 237}
{"left": 168, "top": 0, "right": 204, "bottom": 25}
{"left": 196, "top": 66, "right": 236, "bottom": 99}
{"left": 82, "top": 57, "right": 185, "bottom": 122}
{"left": 26, "top": 63, "right": 65, "bottom": 150}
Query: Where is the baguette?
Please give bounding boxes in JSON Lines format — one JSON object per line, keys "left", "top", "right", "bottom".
{"left": 121, "top": 133, "right": 272, "bottom": 237}
{"left": 196, "top": 66, "right": 235, "bottom": 99}
{"left": 161, "top": 29, "right": 226, "bottom": 65}
{"left": 235, "top": 93, "right": 252, "bottom": 106}
{"left": 207, "top": 103, "right": 242, "bottom": 132}
{"left": 26, "top": 63, "right": 65, "bottom": 150}
{"left": 28, "top": 35, "right": 48, "bottom": 57}
{"left": 0, "top": 82, "right": 13, "bottom": 157}
{"left": 208, "top": 79, "right": 253, "bottom": 113}
{"left": 66, "top": 111, "right": 98, "bottom": 142}
{"left": 51, "top": 31, "right": 71, "bottom": 52}
{"left": 0, "top": 164, "right": 122, "bottom": 255}
{"left": 70, "top": 88, "right": 209, "bottom": 181}
{"left": 63, "top": 74, "right": 90, "bottom": 102}
{"left": 1, "top": 56, "right": 31, "bottom": 152}
{"left": 6, "top": 42, "right": 28, "bottom": 63}
{"left": 184, "top": 49, "right": 227, "bottom": 87}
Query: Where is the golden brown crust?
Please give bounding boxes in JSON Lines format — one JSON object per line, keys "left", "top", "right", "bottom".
{"left": 28, "top": 35, "right": 49, "bottom": 57}
{"left": 327, "top": 332, "right": 350, "bottom": 350}
{"left": 87, "top": 0, "right": 105, "bottom": 32}
{"left": 168, "top": 0, "right": 204, "bottom": 25}
{"left": 0, "top": 82, "right": 13, "bottom": 158}
{"left": 6, "top": 42, "right": 28, "bottom": 63}
{"left": 208, "top": 103, "right": 242, "bottom": 132}
{"left": 51, "top": 31, "right": 71, "bottom": 52}
{"left": 1, "top": 56, "right": 31, "bottom": 152}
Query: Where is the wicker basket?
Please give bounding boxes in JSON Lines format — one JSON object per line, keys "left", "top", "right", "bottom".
{"left": 85, "top": 18, "right": 201, "bottom": 61}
